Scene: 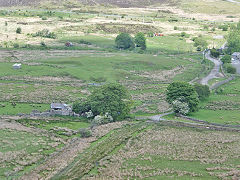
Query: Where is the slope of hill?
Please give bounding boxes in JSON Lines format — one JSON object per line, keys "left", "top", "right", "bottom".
{"left": 0, "top": 0, "right": 174, "bottom": 7}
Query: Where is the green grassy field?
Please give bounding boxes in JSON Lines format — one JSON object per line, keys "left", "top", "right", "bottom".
{"left": 189, "top": 78, "right": 240, "bottom": 125}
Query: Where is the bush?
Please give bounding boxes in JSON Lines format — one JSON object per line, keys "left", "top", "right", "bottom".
{"left": 210, "top": 48, "right": 220, "bottom": 58}
{"left": 194, "top": 84, "right": 210, "bottom": 101}
{"left": 115, "top": 33, "right": 135, "bottom": 50}
{"left": 91, "top": 113, "right": 113, "bottom": 125}
{"left": 42, "top": 16, "right": 47, "bottom": 20}
{"left": 172, "top": 99, "right": 190, "bottom": 115}
{"left": 32, "top": 29, "right": 57, "bottom": 39}
{"left": 147, "top": 32, "right": 154, "bottom": 37}
{"left": 16, "top": 27, "right": 22, "bottom": 34}
{"left": 174, "top": 26, "right": 178, "bottom": 30}
{"left": 135, "top": 32, "right": 146, "bottom": 50}
{"left": 224, "top": 64, "right": 236, "bottom": 74}
{"left": 193, "top": 37, "right": 208, "bottom": 49}
{"left": 218, "top": 24, "right": 228, "bottom": 31}
{"left": 196, "top": 46, "right": 202, "bottom": 51}
{"left": 40, "top": 41, "right": 46, "bottom": 47}
{"left": 13, "top": 43, "right": 20, "bottom": 48}
{"left": 79, "top": 128, "right": 92, "bottom": 138}
{"left": 221, "top": 55, "right": 231, "bottom": 64}
{"left": 166, "top": 82, "right": 199, "bottom": 112}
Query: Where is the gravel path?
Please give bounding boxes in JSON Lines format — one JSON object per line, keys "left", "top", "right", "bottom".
{"left": 200, "top": 51, "right": 224, "bottom": 85}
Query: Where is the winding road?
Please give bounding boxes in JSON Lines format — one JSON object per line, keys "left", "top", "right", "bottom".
{"left": 200, "top": 51, "right": 224, "bottom": 85}
{"left": 145, "top": 49, "right": 225, "bottom": 121}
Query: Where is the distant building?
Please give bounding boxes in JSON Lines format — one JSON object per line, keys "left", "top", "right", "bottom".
{"left": 232, "top": 52, "right": 240, "bottom": 62}
{"left": 50, "top": 103, "right": 72, "bottom": 116}
{"left": 13, "top": 63, "right": 21, "bottom": 69}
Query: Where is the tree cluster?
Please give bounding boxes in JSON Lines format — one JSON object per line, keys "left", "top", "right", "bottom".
{"left": 73, "top": 83, "right": 132, "bottom": 122}
{"left": 115, "top": 32, "right": 147, "bottom": 50}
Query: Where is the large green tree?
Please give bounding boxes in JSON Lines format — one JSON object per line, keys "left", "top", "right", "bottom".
{"left": 135, "top": 32, "right": 146, "bottom": 50}
{"left": 166, "top": 82, "right": 199, "bottom": 113}
{"left": 227, "top": 29, "right": 240, "bottom": 53}
{"left": 115, "top": 33, "right": 135, "bottom": 50}
{"left": 73, "top": 83, "right": 132, "bottom": 121}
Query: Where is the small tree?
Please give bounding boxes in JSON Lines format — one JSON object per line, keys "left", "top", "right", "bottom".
{"left": 16, "top": 27, "right": 22, "bottom": 34}
{"left": 115, "top": 33, "right": 135, "bottom": 50}
{"left": 135, "top": 32, "right": 146, "bottom": 50}
{"left": 166, "top": 82, "right": 199, "bottom": 112}
{"left": 210, "top": 48, "right": 220, "bottom": 58}
{"left": 221, "top": 55, "right": 231, "bottom": 64}
{"left": 194, "top": 84, "right": 210, "bottom": 101}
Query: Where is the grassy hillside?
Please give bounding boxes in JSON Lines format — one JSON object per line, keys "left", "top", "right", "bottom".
{"left": 0, "top": 0, "right": 175, "bottom": 7}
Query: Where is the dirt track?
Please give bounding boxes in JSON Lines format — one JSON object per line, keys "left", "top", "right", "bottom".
{"left": 200, "top": 51, "right": 224, "bottom": 86}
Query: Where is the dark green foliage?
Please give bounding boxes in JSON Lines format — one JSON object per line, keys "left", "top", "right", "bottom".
{"left": 115, "top": 33, "right": 135, "bottom": 50}
{"left": 32, "top": 29, "right": 57, "bottom": 39}
{"left": 40, "top": 41, "right": 46, "bottom": 47}
{"left": 210, "top": 48, "right": 220, "bottom": 58}
{"left": 135, "top": 32, "right": 146, "bottom": 50}
{"left": 224, "top": 64, "right": 236, "bottom": 74}
{"left": 147, "top": 32, "right": 154, "bottom": 37}
{"left": 194, "top": 84, "right": 210, "bottom": 101}
{"left": 221, "top": 55, "right": 231, "bottom": 64}
{"left": 174, "top": 26, "right": 178, "bottom": 30}
{"left": 16, "top": 27, "right": 22, "bottom": 34}
{"left": 13, "top": 43, "right": 20, "bottom": 48}
{"left": 218, "top": 24, "right": 228, "bottom": 31}
{"left": 79, "top": 128, "right": 92, "bottom": 138}
{"left": 193, "top": 37, "right": 208, "bottom": 49}
{"left": 166, "top": 82, "right": 199, "bottom": 112}
{"left": 73, "top": 83, "right": 132, "bottom": 121}
{"left": 73, "top": 101, "right": 91, "bottom": 115}
{"left": 227, "top": 28, "right": 240, "bottom": 53}
{"left": 79, "top": 40, "right": 92, "bottom": 45}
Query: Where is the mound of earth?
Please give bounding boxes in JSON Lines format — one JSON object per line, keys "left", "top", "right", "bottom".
{"left": 0, "top": 0, "right": 175, "bottom": 7}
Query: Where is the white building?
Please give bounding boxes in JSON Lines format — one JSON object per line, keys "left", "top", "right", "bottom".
{"left": 13, "top": 63, "right": 22, "bottom": 69}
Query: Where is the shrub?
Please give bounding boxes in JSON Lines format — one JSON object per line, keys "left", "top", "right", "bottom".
{"left": 41, "top": 16, "right": 47, "bottom": 20}
{"left": 172, "top": 98, "right": 190, "bottom": 115}
{"left": 218, "top": 24, "right": 228, "bottom": 31}
{"left": 79, "top": 128, "right": 92, "bottom": 138}
{"left": 221, "top": 55, "right": 231, "bottom": 64}
{"left": 224, "top": 64, "right": 236, "bottom": 74}
{"left": 174, "top": 26, "right": 178, "bottom": 30}
{"left": 79, "top": 40, "right": 92, "bottom": 45}
{"left": 13, "top": 43, "right": 20, "bottom": 48}
{"left": 194, "top": 84, "right": 210, "bottom": 101}
{"left": 32, "top": 29, "right": 57, "bottom": 39}
{"left": 40, "top": 41, "right": 46, "bottom": 47}
{"left": 210, "top": 48, "right": 220, "bottom": 58}
{"left": 135, "top": 32, "right": 146, "bottom": 50}
{"left": 196, "top": 46, "right": 202, "bottom": 51}
{"left": 166, "top": 82, "right": 199, "bottom": 112}
{"left": 193, "top": 37, "right": 208, "bottom": 49}
{"left": 147, "top": 31, "right": 154, "bottom": 37}
{"left": 115, "top": 33, "right": 135, "bottom": 50}
{"left": 91, "top": 113, "right": 114, "bottom": 125}
{"left": 16, "top": 27, "right": 22, "bottom": 34}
